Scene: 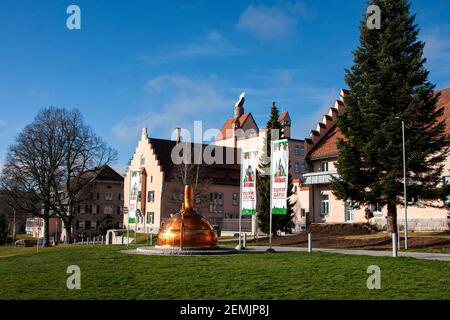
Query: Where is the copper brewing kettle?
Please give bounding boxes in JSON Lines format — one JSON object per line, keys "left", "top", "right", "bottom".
{"left": 156, "top": 185, "right": 218, "bottom": 249}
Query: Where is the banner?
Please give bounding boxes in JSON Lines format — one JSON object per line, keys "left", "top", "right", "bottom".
{"left": 271, "top": 139, "right": 289, "bottom": 215}
{"left": 128, "top": 169, "right": 142, "bottom": 223}
{"left": 241, "top": 151, "right": 258, "bottom": 215}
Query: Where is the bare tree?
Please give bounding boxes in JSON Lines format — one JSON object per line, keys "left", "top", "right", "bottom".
{"left": 0, "top": 108, "right": 68, "bottom": 245}
{"left": 50, "top": 109, "right": 117, "bottom": 243}
{"left": 169, "top": 163, "right": 212, "bottom": 210}
{"left": 0, "top": 107, "right": 117, "bottom": 245}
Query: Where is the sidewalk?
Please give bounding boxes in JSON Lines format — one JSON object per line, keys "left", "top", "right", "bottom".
{"left": 246, "top": 246, "right": 450, "bottom": 261}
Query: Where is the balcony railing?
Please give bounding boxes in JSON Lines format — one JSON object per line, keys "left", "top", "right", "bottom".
{"left": 302, "top": 171, "right": 339, "bottom": 185}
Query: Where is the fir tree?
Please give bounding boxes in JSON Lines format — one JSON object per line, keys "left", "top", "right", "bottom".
{"left": 331, "top": 0, "right": 449, "bottom": 233}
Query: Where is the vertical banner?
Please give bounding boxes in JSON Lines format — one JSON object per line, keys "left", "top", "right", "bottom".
{"left": 128, "top": 169, "right": 142, "bottom": 223}
{"left": 271, "top": 139, "right": 289, "bottom": 215}
{"left": 241, "top": 151, "right": 258, "bottom": 215}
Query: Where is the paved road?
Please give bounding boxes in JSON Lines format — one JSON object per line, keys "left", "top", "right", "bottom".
{"left": 246, "top": 246, "right": 450, "bottom": 261}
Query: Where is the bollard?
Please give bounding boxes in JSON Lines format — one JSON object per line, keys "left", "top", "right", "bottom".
{"left": 150, "top": 234, "right": 153, "bottom": 246}
{"left": 307, "top": 233, "right": 312, "bottom": 253}
{"left": 392, "top": 233, "right": 398, "bottom": 257}
{"left": 243, "top": 233, "right": 247, "bottom": 248}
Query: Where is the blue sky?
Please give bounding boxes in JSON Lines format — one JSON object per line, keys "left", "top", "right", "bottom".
{"left": 0, "top": 0, "right": 449, "bottom": 173}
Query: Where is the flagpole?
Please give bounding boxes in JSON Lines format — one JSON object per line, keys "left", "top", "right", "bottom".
{"left": 237, "top": 149, "right": 243, "bottom": 250}
{"left": 267, "top": 141, "right": 274, "bottom": 252}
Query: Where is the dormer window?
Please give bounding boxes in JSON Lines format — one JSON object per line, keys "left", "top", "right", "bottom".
{"left": 320, "top": 161, "right": 329, "bottom": 172}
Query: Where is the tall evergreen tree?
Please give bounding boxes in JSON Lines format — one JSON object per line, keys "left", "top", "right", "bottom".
{"left": 331, "top": 0, "right": 449, "bottom": 233}
{"left": 257, "top": 102, "right": 294, "bottom": 234}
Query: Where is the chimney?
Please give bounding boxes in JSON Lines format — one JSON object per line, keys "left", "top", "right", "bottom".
{"left": 141, "top": 127, "right": 148, "bottom": 140}
{"left": 175, "top": 127, "right": 181, "bottom": 144}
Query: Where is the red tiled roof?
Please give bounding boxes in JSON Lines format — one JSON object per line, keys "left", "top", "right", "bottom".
{"left": 436, "top": 88, "right": 450, "bottom": 136}
{"left": 279, "top": 111, "right": 289, "bottom": 121}
{"left": 309, "top": 126, "right": 344, "bottom": 159}
{"left": 308, "top": 88, "right": 450, "bottom": 159}
{"left": 216, "top": 113, "right": 250, "bottom": 141}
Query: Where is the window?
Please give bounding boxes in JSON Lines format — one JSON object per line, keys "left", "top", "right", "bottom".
{"left": 147, "top": 191, "right": 155, "bottom": 203}
{"left": 79, "top": 221, "right": 85, "bottom": 230}
{"left": 320, "top": 194, "right": 329, "bottom": 216}
{"left": 301, "top": 208, "right": 306, "bottom": 218}
{"left": 140, "top": 154, "right": 145, "bottom": 166}
{"left": 147, "top": 212, "right": 154, "bottom": 224}
{"left": 371, "top": 203, "right": 383, "bottom": 216}
{"left": 91, "top": 221, "right": 97, "bottom": 230}
{"left": 118, "top": 193, "right": 122, "bottom": 201}
{"left": 117, "top": 206, "right": 121, "bottom": 215}
{"left": 294, "top": 162, "right": 301, "bottom": 174}
{"left": 150, "top": 176, "right": 153, "bottom": 183}
{"left": 320, "top": 161, "right": 329, "bottom": 172}
{"left": 85, "top": 220, "right": 91, "bottom": 230}
{"left": 195, "top": 194, "right": 202, "bottom": 204}
{"left": 80, "top": 205, "right": 85, "bottom": 214}
{"left": 104, "top": 205, "right": 113, "bottom": 215}
{"left": 96, "top": 193, "right": 100, "bottom": 200}
{"left": 407, "top": 194, "right": 418, "bottom": 205}
{"left": 105, "top": 192, "right": 113, "bottom": 201}
{"left": 232, "top": 193, "right": 238, "bottom": 206}
{"left": 96, "top": 205, "right": 100, "bottom": 214}
{"left": 294, "top": 145, "right": 305, "bottom": 156}
{"left": 138, "top": 191, "right": 142, "bottom": 202}
{"left": 345, "top": 200, "right": 356, "bottom": 222}
{"left": 300, "top": 163, "right": 306, "bottom": 173}
{"left": 209, "top": 192, "right": 224, "bottom": 213}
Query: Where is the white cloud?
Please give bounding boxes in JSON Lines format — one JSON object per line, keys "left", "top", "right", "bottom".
{"left": 237, "top": 2, "right": 307, "bottom": 41}
{"left": 139, "top": 31, "right": 242, "bottom": 64}
{"left": 111, "top": 74, "right": 230, "bottom": 143}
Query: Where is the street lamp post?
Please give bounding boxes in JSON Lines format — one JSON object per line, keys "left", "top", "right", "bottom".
{"left": 401, "top": 120, "right": 408, "bottom": 250}
{"left": 12, "top": 209, "right": 16, "bottom": 245}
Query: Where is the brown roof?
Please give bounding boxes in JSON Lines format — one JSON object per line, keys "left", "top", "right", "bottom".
{"left": 80, "top": 165, "right": 124, "bottom": 183}
{"left": 279, "top": 111, "right": 289, "bottom": 121}
{"left": 308, "top": 126, "right": 344, "bottom": 159}
{"left": 94, "top": 165, "right": 124, "bottom": 182}
{"left": 308, "top": 88, "right": 450, "bottom": 159}
{"left": 436, "top": 88, "right": 450, "bottom": 136}
{"left": 216, "top": 113, "right": 251, "bottom": 141}
{"left": 148, "top": 138, "right": 240, "bottom": 186}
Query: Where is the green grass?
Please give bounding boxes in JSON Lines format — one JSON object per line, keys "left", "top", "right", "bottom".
{"left": 125, "top": 232, "right": 157, "bottom": 245}
{"left": 0, "top": 245, "right": 449, "bottom": 300}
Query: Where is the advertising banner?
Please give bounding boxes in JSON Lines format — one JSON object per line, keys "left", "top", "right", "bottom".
{"left": 241, "top": 151, "right": 258, "bottom": 215}
{"left": 271, "top": 139, "right": 289, "bottom": 215}
{"left": 128, "top": 169, "right": 142, "bottom": 223}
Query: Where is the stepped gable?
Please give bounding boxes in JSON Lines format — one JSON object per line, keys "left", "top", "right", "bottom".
{"left": 304, "top": 89, "right": 348, "bottom": 156}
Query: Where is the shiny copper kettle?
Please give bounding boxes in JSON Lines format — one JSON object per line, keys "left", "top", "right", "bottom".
{"left": 156, "top": 185, "right": 218, "bottom": 249}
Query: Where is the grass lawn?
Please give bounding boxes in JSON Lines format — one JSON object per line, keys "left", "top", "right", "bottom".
{"left": 0, "top": 245, "right": 449, "bottom": 300}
